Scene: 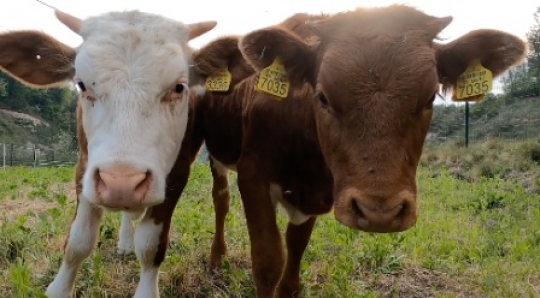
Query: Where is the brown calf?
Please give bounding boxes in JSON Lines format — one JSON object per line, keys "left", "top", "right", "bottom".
{"left": 183, "top": 12, "right": 329, "bottom": 269}
{"left": 188, "top": 6, "right": 527, "bottom": 298}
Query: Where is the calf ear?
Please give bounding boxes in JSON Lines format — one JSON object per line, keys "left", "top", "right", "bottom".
{"left": 0, "top": 30, "right": 76, "bottom": 88}
{"left": 239, "top": 26, "right": 318, "bottom": 87}
{"left": 192, "top": 36, "right": 255, "bottom": 92}
{"left": 436, "top": 29, "right": 527, "bottom": 89}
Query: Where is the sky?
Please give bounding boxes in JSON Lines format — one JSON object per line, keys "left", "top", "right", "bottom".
{"left": 0, "top": 0, "right": 538, "bottom": 104}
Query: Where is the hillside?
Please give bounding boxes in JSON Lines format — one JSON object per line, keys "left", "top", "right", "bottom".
{"left": 0, "top": 71, "right": 77, "bottom": 149}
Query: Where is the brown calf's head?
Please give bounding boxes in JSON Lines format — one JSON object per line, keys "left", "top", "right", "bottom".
{"left": 0, "top": 10, "right": 216, "bottom": 210}
{"left": 240, "top": 5, "right": 526, "bottom": 232}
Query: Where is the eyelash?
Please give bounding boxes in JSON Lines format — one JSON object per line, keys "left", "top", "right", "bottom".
{"left": 428, "top": 93, "right": 437, "bottom": 104}
{"left": 77, "top": 82, "right": 86, "bottom": 92}
{"left": 314, "top": 91, "right": 329, "bottom": 109}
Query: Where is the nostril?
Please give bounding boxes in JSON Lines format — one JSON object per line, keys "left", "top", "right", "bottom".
{"left": 95, "top": 169, "right": 107, "bottom": 193}
{"left": 396, "top": 201, "right": 408, "bottom": 218}
{"left": 135, "top": 171, "right": 152, "bottom": 194}
{"left": 351, "top": 199, "right": 366, "bottom": 220}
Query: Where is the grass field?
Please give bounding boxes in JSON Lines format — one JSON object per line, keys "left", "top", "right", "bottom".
{"left": 1, "top": 140, "right": 540, "bottom": 297}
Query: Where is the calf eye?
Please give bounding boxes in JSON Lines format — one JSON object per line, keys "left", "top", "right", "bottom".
{"left": 175, "top": 83, "right": 188, "bottom": 93}
{"left": 317, "top": 92, "right": 329, "bottom": 108}
{"left": 77, "top": 82, "right": 86, "bottom": 92}
{"left": 425, "top": 92, "right": 439, "bottom": 109}
{"left": 428, "top": 93, "right": 437, "bottom": 104}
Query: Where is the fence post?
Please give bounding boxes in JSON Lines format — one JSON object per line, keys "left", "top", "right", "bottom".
{"left": 2, "top": 143, "right": 5, "bottom": 170}
{"left": 465, "top": 101, "right": 470, "bottom": 148}
{"left": 10, "top": 143, "right": 13, "bottom": 166}
{"left": 34, "top": 147, "right": 39, "bottom": 168}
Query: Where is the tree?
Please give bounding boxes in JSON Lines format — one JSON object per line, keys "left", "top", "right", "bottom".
{"left": 0, "top": 69, "right": 78, "bottom": 148}
{"left": 0, "top": 77, "right": 6, "bottom": 98}
{"left": 500, "top": 6, "right": 540, "bottom": 97}
{"left": 527, "top": 7, "right": 540, "bottom": 79}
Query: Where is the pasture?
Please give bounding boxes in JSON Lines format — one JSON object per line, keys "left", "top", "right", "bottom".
{"left": 1, "top": 140, "right": 540, "bottom": 298}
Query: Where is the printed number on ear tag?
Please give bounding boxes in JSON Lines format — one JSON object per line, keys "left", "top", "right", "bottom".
{"left": 254, "top": 59, "right": 290, "bottom": 100}
{"left": 452, "top": 59, "right": 493, "bottom": 102}
{"left": 205, "top": 68, "right": 232, "bottom": 92}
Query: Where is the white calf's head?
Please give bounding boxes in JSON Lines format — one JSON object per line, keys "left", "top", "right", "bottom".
{"left": 0, "top": 9, "right": 216, "bottom": 210}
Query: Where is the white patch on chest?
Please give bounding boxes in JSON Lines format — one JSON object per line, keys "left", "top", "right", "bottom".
{"left": 269, "top": 183, "right": 311, "bottom": 225}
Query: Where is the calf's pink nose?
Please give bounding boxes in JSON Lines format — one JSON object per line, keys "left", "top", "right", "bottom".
{"left": 95, "top": 165, "right": 151, "bottom": 209}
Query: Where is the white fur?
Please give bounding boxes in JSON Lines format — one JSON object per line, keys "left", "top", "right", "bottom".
{"left": 75, "top": 11, "right": 191, "bottom": 208}
{"left": 225, "top": 164, "right": 237, "bottom": 171}
{"left": 210, "top": 156, "right": 234, "bottom": 195}
{"left": 46, "top": 199, "right": 103, "bottom": 298}
{"left": 192, "top": 84, "right": 206, "bottom": 97}
{"left": 133, "top": 218, "right": 164, "bottom": 298}
{"left": 269, "top": 183, "right": 311, "bottom": 225}
{"left": 210, "top": 156, "right": 229, "bottom": 177}
{"left": 118, "top": 209, "right": 146, "bottom": 255}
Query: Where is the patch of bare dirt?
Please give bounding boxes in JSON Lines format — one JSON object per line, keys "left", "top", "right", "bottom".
{"left": 0, "top": 108, "right": 49, "bottom": 127}
{"left": 49, "top": 182, "right": 77, "bottom": 199}
{"left": 0, "top": 182, "right": 76, "bottom": 223}
{"left": 367, "top": 266, "right": 481, "bottom": 298}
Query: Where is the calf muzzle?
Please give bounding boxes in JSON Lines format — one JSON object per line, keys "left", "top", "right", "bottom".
{"left": 94, "top": 164, "right": 152, "bottom": 209}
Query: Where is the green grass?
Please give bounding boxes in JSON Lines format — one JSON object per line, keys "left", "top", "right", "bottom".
{"left": 1, "top": 142, "right": 540, "bottom": 297}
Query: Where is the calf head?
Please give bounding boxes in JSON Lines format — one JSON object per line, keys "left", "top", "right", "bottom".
{"left": 0, "top": 10, "right": 216, "bottom": 210}
{"left": 240, "top": 5, "right": 526, "bottom": 232}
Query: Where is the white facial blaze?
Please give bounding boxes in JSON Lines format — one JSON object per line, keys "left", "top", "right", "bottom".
{"left": 72, "top": 11, "right": 191, "bottom": 207}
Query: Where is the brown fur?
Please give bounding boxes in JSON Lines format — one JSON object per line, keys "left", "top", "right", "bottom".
{"left": 0, "top": 31, "right": 75, "bottom": 88}
{"left": 185, "top": 6, "right": 527, "bottom": 298}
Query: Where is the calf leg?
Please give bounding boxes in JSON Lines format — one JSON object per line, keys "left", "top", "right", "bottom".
{"left": 132, "top": 204, "right": 178, "bottom": 298}
{"left": 132, "top": 209, "right": 169, "bottom": 298}
{"left": 117, "top": 209, "right": 146, "bottom": 256}
{"left": 209, "top": 156, "right": 230, "bottom": 269}
{"left": 237, "top": 158, "right": 284, "bottom": 298}
{"left": 46, "top": 199, "right": 103, "bottom": 298}
{"left": 277, "top": 217, "right": 316, "bottom": 298}
{"left": 132, "top": 165, "right": 190, "bottom": 298}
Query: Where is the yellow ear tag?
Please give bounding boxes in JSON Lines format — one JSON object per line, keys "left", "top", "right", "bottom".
{"left": 204, "top": 68, "right": 232, "bottom": 92}
{"left": 254, "top": 59, "right": 290, "bottom": 100}
{"left": 452, "top": 59, "right": 493, "bottom": 102}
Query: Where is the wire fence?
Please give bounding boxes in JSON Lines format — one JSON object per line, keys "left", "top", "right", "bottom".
{"left": 426, "top": 98, "right": 540, "bottom": 146}
{"left": 0, "top": 143, "right": 77, "bottom": 169}
{"left": 0, "top": 143, "right": 209, "bottom": 169}
{"left": 426, "top": 76, "right": 540, "bottom": 147}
